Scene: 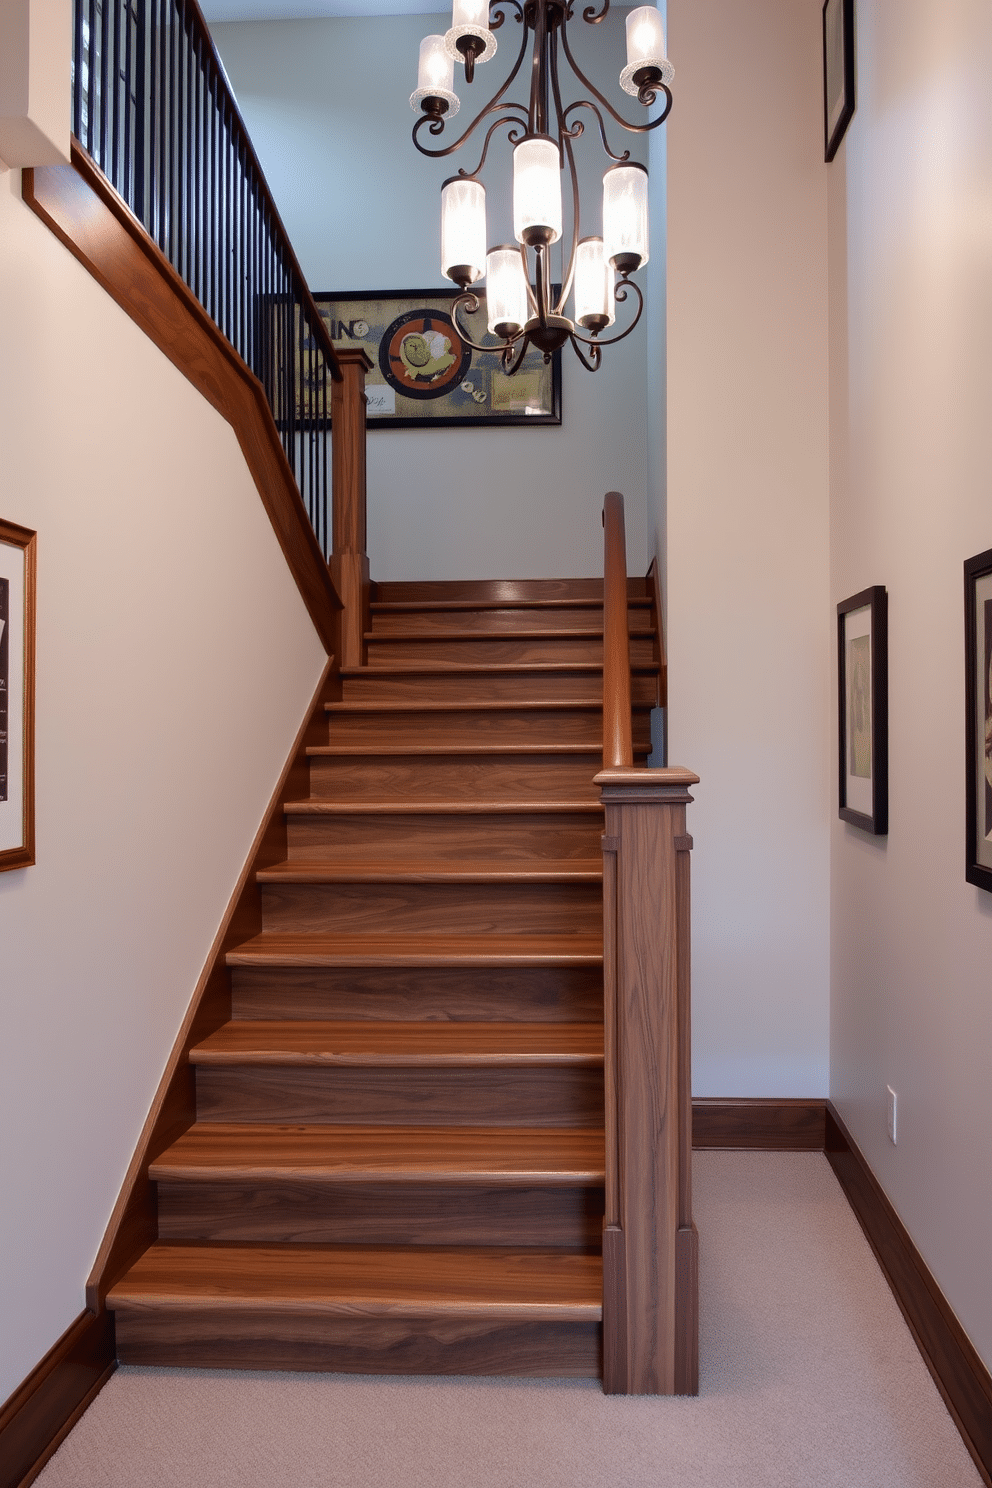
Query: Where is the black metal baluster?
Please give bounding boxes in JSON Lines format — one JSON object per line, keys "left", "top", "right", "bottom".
{"left": 111, "top": 0, "right": 122, "bottom": 190}
{"left": 184, "top": 11, "right": 193, "bottom": 287}
{"left": 98, "top": 0, "right": 109, "bottom": 169}
{"left": 72, "top": 0, "right": 83, "bottom": 141}
{"left": 123, "top": 0, "right": 134, "bottom": 207}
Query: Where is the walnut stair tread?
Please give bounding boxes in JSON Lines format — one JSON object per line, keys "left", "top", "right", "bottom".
{"left": 189, "top": 1020, "right": 604, "bottom": 1065}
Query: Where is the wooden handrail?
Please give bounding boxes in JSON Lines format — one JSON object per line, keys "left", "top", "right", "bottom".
{"left": 602, "top": 491, "right": 634, "bottom": 767}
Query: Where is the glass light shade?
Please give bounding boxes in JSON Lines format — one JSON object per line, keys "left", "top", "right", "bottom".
{"left": 410, "top": 35, "right": 460, "bottom": 115}
{"left": 620, "top": 6, "right": 675, "bottom": 96}
{"left": 512, "top": 136, "right": 562, "bottom": 247}
{"left": 486, "top": 246, "right": 529, "bottom": 336}
{"left": 603, "top": 163, "right": 649, "bottom": 270}
{"left": 441, "top": 177, "right": 487, "bottom": 286}
{"left": 573, "top": 237, "right": 615, "bottom": 329}
{"left": 444, "top": 0, "right": 497, "bottom": 65}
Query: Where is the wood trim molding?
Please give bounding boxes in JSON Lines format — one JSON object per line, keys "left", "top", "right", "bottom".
{"left": 825, "top": 1103, "right": 992, "bottom": 1488}
{"left": 21, "top": 145, "right": 341, "bottom": 657}
{"left": 692, "top": 1098, "right": 827, "bottom": 1150}
{"left": 0, "top": 1310, "right": 115, "bottom": 1488}
{"left": 85, "top": 657, "right": 341, "bottom": 1311}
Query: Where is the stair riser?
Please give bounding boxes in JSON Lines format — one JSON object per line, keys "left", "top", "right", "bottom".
{"left": 323, "top": 706, "right": 652, "bottom": 749}
{"left": 364, "top": 636, "right": 655, "bottom": 665}
{"left": 230, "top": 965, "right": 604, "bottom": 1022}
{"left": 369, "top": 607, "right": 648, "bottom": 636}
{"left": 259, "top": 881, "right": 602, "bottom": 936}
{"left": 307, "top": 753, "right": 602, "bottom": 802}
{"left": 195, "top": 1066, "right": 604, "bottom": 1126}
{"left": 285, "top": 812, "right": 604, "bottom": 862}
{"left": 339, "top": 673, "right": 659, "bottom": 705}
{"left": 113, "top": 1309, "right": 602, "bottom": 1377}
{"left": 157, "top": 1180, "right": 604, "bottom": 1248}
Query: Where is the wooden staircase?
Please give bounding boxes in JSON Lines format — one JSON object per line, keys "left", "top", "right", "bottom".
{"left": 106, "top": 577, "right": 661, "bottom": 1377}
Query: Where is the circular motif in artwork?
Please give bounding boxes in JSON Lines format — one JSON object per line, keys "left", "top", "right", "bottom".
{"left": 378, "top": 309, "right": 472, "bottom": 400}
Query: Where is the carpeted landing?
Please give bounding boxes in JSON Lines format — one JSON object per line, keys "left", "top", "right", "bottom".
{"left": 35, "top": 1153, "right": 983, "bottom": 1487}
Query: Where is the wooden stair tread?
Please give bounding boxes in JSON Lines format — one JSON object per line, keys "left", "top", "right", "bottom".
{"left": 324, "top": 700, "right": 648, "bottom": 713}
{"left": 256, "top": 859, "right": 603, "bottom": 884}
{"left": 190, "top": 1021, "right": 604, "bottom": 1066}
{"left": 107, "top": 1244, "right": 602, "bottom": 1320}
{"left": 226, "top": 933, "right": 603, "bottom": 968}
{"left": 370, "top": 600, "right": 649, "bottom": 613}
{"left": 307, "top": 743, "right": 609, "bottom": 757}
{"left": 150, "top": 1123, "right": 606, "bottom": 1183}
{"left": 364, "top": 628, "right": 654, "bottom": 641}
{"left": 339, "top": 663, "right": 658, "bottom": 677}
{"left": 283, "top": 800, "right": 603, "bottom": 815}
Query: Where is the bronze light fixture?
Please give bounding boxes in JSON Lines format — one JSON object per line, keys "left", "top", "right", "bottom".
{"left": 409, "top": 0, "right": 674, "bottom": 373}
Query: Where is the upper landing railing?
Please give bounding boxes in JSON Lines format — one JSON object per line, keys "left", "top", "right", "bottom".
{"left": 71, "top": 0, "right": 343, "bottom": 555}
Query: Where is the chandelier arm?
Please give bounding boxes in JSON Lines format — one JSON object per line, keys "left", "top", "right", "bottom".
{"left": 451, "top": 292, "right": 525, "bottom": 355}
{"left": 457, "top": 110, "right": 532, "bottom": 179}
{"left": 520, "top": 243, "right": 540, "bottom": 320}
{"left": 502, "top": 334, "right": 532, "bottom": 375}
{"left": 562, "top": 100, "right": 630, "bottom": 163}
{"left": 558, "top": 10, "right": 672, "bottom": 136}
{"left": 579, "top": 0, "right": 610, "bottom": 24}
{"left": 571, "top": 275, "right": 645, "bottom": 348}
{"left": 488, "top": 0, "right": 524, "bottom": 33}
{"left": 411, "top": 12, "right": 534, "bottom": 159}
{"left": 549, "top": 34, "right": 582, "bottom": 314}
{"left": 569, "top": 334, "right": 602, "bottom": 371}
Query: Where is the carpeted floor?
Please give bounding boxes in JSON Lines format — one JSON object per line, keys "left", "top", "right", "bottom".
{"left": 35, "top": 1153, "right": 983, "bottom": 1487}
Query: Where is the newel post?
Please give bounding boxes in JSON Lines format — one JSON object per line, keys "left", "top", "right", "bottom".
{"left": 330, "top": 347, "right": 373, "bottom": 667}
{"left": 597, "top": 765, "right": 700, "bottom": 1396}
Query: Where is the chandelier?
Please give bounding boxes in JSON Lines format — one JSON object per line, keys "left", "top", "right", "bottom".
{"left": 408, "top": 0, "right": 673, "bottom": 373}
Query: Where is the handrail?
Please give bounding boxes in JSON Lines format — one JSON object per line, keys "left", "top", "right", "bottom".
{"left": 602, "top": 491, "right": 634, "bottom": 767}
{"left": 70, "top": 0, "right": 342, "bottom": 552}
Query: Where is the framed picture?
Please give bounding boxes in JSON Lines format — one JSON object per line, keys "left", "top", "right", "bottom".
{"left": 0, "top": 519, "right": 37, "bottom": 872}
{"left": 838, "top": 585, "right": 887, "bottom": 835}
{"left": 304, "top": 288, "right": 562, "bottom": 430}
{"left": 823, "top": 0, "right": 855, "bottom": 162}
{"left": 964, "top": 548, "right": 992, "bottom": 892}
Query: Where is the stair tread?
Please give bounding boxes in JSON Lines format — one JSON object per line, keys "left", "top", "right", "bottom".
{"left": 339, "top": 663, "right": 658, "bottom": 676}
{"left": 190, "top": 1021, "right": 604, "bottom": 1066}
{"left": 325, "top": 700, "right": 649, "bottom": 713}
{"left": 107, "top": 1243, "right": 602, "bottom": 1320}
{"left": 283, "top": 800, "right": 604, "bottom": 815}
{"left": 307, "top": 743, "right": 608, "bottom": 757}
{"left": 370, "top": 599, "right": 649, "bottom": 612}
{"left": 150, "top": 1123, "right": 606, "bottom": 1182}
{"left": 226, "top": 933, "right": 603, "bottom": 968}
{"left": 257, "top": 859, "right": 603, "bottom": 884}
{"left": 365, "top": 628, "right": 653, "bottom": 641}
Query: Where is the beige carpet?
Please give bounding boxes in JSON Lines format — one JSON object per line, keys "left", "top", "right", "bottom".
{"left": 36, "top": 1153, "right": 982, "bottom": 1487}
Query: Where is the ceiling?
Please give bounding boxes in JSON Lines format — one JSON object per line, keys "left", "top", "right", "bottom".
{"left": 200, "top": 0, "right": 449, "bottom": 18}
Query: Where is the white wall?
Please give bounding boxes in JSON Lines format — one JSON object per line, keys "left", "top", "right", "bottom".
{"left": 0, "top": 168, "right": 327, "bottom": 1401}
{"left": 829, "top": 0, "right": 992, "bottom": 1370}
{"left": 664, "top": 0, "right": 832, "bottom": 1096}
{"left": 211, "top": 12, "right": 649, "bottom": 581}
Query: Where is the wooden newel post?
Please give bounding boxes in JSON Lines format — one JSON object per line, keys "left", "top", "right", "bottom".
{"left": 330, "top": 347, "right": 373, "bottom": 667}
{"left": 596, "top": 765, "right": 700, "bottom": 1396}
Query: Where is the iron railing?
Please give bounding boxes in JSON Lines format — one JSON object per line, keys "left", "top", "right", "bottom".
{"left": 71, "top": 0, "right": 341, "bottom": 554}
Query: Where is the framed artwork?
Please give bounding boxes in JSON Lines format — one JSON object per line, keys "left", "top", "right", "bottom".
{"left": 0, "top": 519, "right": 36, "bottom": 872}
{"left": 964, "top": 548, "right": 992, "bottom": 892}
{"left": 823, "top": 0, "right": 855, "bottom": 162}
{"left": 304, "top": 288, "right": 562, "bottom": 430}
{"left": 838, "top": 585, "right": 887, "bottom": 835}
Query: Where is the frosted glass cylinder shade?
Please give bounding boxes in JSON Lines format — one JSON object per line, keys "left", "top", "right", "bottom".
{"left": 573, "top": 237, "right": 615, "bottom": 329}
{"left": 452, "top": 0, "right": 488, "bottom": 29}
{"left": 620, "top": 6, "right": 674, "bottom": 96}
{"left": 486, "top": 246, "right": 529, "bottom": 336}
{"left": 441, "top": 177, "right": 487, "bottom": 286}
{"left": 444, "top": 0, "right": 497, "bottom": 66}
{"left": 410, "top": 35, "right": 460, "bottom": 115}
{"left": 603, "top": 163, "right": 649, "bottom": 271}
{"left": 513, "top": 137, "right": 562, "bottom": 247}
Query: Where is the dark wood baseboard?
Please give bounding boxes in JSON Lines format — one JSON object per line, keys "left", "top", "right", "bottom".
{"left": 0, "top": 1310, "right": 116, "bottom": 1488}
{"left": 825, "top": 1104, "right": 992, "bottom": 1488}
{"left": 692, "top": 1097, "right": 827, "bottom": 1149}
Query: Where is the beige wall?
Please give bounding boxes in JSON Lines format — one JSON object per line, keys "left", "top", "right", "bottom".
{"left": 829, "top": 0, "right": 992, "bottom": 1370}
{"left": 664, "top": 0, "right": 832, "bottom": 1096}
{"left": 0, "top": 169, "right": 327, "bottom": 1401}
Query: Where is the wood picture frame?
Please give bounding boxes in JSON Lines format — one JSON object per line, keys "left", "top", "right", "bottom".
{"left": 823, "top": 0, "right": 856, "bottom": 163}
{"left": 0, "top": 518, "right": 37, "bottom": 872}
{"left": 838, "top": 585, "right": 887, "bottom": 835}
{"left": 305, "top": 288, "right": 562, "bottom": 430}
{"left": 964, "top": 548, "right": 992, "bottom": 892}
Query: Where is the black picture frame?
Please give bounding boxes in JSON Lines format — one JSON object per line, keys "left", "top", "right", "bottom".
{"left": 964, "top": 548, "right": 992, "bottom": 892}
{"left": 0, "top": 518, "right": 36, "bottom": 873}
{"left": 838, "top": 585, "right": 888, "bottom": 835}
{"left": 308, "top": 288, "right": 562, "bottom": 430}
{"left": 823, "top": 0, "right": 856, "bottom": 163}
